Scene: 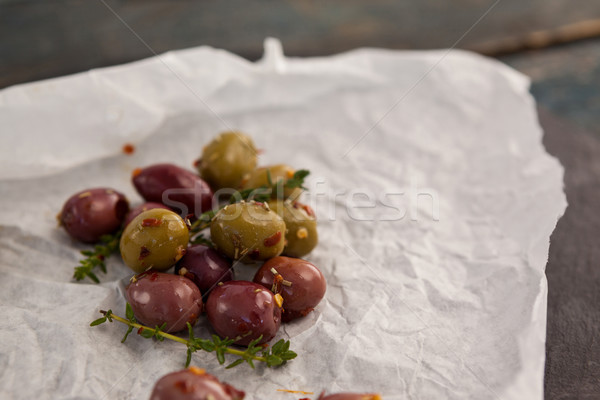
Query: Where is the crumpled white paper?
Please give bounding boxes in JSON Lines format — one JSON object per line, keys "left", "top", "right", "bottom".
{"left": 0, "top": 39, "right": 566, "bottom": 400}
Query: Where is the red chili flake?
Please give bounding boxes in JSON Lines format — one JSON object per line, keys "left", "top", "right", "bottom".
{"left": 142, "top": 218, "right": 162, "bottom": 227}
{"left": 138, "top": 246, "right": 151, "bottom": 260}
{"left": 302, "top": 204, "right": 315, "bottom": 217}
{"left": 193, "top": 158, "right": 201, "bottom": 167}
{"left": 132, "top": 167, "right": 142, "bottom": 178}
{"left": 149, "top": 272, "right": 159, "bottom": 281}
{"left": 97, "top": 254, "right": 105, "bottom": 261}
{"left": 122, "top": 143, "right": 135, "bottom": 155}
{"left": 249, "top": 249, "right": 261, "bottom": 259}
{"left": 174, "top": 380, "right": 193, "bottom": 393}
{"left": 271, "top": 274, "right": 284, "bottom": 293}
{"left": 263, "top": 231, "right": 281, "bottom": 247}
{"left": 137, "top": 327, "right": 144, "bottom": 335}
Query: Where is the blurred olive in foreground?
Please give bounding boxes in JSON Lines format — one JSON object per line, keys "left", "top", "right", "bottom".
{"left": 149, "top": 367, "right": 245, "bottom": 400}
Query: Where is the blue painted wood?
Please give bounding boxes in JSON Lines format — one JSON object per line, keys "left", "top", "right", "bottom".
{"left": 503, "top": 38, "right": 600, "bottom": 137}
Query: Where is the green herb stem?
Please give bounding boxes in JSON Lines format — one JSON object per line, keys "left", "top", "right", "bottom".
{"left": 107, "top": 312, "right": 189, "bottom": 344}
{"left": 92, "top": 308, "right": 296, "bottom": 368}
{"left": 74, "top": 229, "right": 122, "bottom": 283}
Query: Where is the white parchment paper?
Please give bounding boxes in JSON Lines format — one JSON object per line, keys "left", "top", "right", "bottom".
{"left": 0, "top": 39, "right": 566, "bottom": 400}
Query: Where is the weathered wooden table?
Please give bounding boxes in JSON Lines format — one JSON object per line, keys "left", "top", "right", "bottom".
{"left": 2, "top": 1, "right": 599, "bottom": 397}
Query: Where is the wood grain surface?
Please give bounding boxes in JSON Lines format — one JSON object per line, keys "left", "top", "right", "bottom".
{"left": 539, "top": 108, "right": 600, "bottom": 399}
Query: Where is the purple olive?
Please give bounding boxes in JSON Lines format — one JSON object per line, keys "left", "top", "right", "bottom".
{"left": 132, "top": 164, "right": 213, "bottom": 218}
{"left": 205, "top": 281, "right": 281, "bottom": 346}
{"left": 149, "top": 367, "right": 245, "bottom": 400}
{"left": 254, "top": 256, "right": 326, "bottom": 322}
{"left": 174, "top": 245, "right": 233, "bottom": 298}
{"left": 124, "top": 202, "right": 170, "bottom": 228}
{"left": 318, "top": 393, "right": 382, "bottom": 400}
{"left": 59, "top": 188, "right": 129, "bottom": 243}
{"left": 125, "top": 272, "right": 202, "bottom": 333}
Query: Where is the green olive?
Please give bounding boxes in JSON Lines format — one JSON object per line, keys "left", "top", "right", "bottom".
{"left": 267, "top": 200, "right": 318, "bottom": 258}
{"left": 198, "top": 132, "right": 257, "bottom": 190}
{"left": 240, "top": 164, "right": 302, "bottom": 200}
{"left": 120, "top": 208, "right": 189, "bottom": 273}
{"left": 210, "top": 201, "right": 286, "bottom": 263}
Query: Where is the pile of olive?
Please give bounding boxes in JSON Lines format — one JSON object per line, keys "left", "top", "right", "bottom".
{"left": 60, "top": 131, "right": 326, "bottom": 346}
{"left": 56, "top": 131, "right": 387, "bottom": 396}
{"left": 148, "top": 367, "right": 382, "bottom": 400}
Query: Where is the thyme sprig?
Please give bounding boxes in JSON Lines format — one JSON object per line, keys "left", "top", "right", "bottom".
{"left": 73, "top": 230, "right": 122, "bottom": 283}
{"left": 188, "top": 169, "right": 311, "bottom": 236}
{"left": 91, "top": 306, "right": 297, "bottom": 369}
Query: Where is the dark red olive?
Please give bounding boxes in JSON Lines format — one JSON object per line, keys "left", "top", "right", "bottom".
{"left": 253, "top": 256, "right": 326, "bottom": 322}
{"left": 59, "top": 187, "right": 129, "bottom": 243}
{"left": 205, "top": 281, "right": 281, "bottom": 346}
{"left": 149, "top": 367, "right": 245, "bottom": 400}
{"left": 174, "top": 245, "right": 233, "bottom": 298}
{"left": 125, "top": 272, "right": 202, "bottom": 333}
{"left": 123, "top": 202, "right": 170, "bottom": 228}
{"left": 132, "top": 164, "right": 213, "bottom": 218}
{"left": 318, "top": 393, "right": 382, "bottom": 400}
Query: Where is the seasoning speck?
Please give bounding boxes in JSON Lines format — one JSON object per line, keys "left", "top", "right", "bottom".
{"left": 122, "top": 143, "right": 135, "bottom": 155}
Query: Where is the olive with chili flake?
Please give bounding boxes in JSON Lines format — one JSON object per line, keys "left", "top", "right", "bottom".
{"left": 267, "top": 200, "right": 318, "bottom": 258}
{"left": 59, "top": 187, "right": 129, "bottom": 243}
{"left": 205, "top": 281, "right": 282, "bottom": 346}
{"left": 210, "top": 201, "right": 286, "bottom": 263}
{"left": 123, "top": 202, "right": 171, "bottom": 228}
{"left": 197, "top": 131, "right": 258, "bottom": 191}
{"left": 126, "top": 271, "right": 202, "bottom": 333}
{"left": 253, "top": 256, "right": 326, "bottom": 322}
{"left": 120, "top": 208, "right": 189, "bottom": 273}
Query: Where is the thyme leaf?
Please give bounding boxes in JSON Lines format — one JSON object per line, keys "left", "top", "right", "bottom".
{"left": 91, "top": 305, "right": 297, "bottom": 369}
{"left": 74, "top": 230, "right": 122, "bottom": 283}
